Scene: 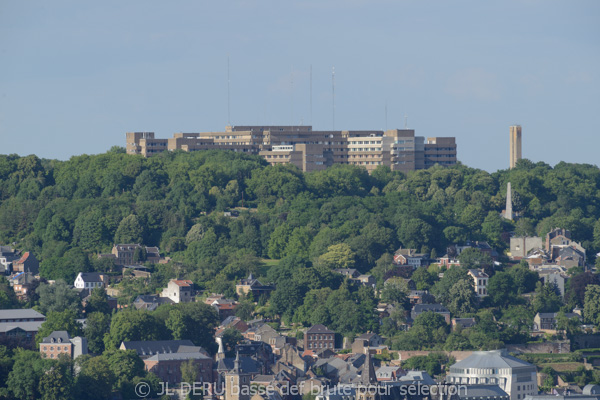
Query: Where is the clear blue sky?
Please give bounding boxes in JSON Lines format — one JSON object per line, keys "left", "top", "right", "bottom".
{"left": 1, "top": 1, "right": 598, "bottom": 172}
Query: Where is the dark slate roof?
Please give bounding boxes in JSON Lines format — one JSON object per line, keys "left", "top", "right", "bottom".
{"left": 459, "top": 384, "right": 509, "bottom": 399}
{"left": 468, "top": 269, "right": 489, "bottom": 278}
{"left": 559, "top": 246, "right": 585, "bottom": 258}
{"left": 348, "top": 353, "right": 366, "bottom": 368}
{"left": 0, "top": 321, "right": 43, "bottom": 333}
{"left": 453, "top": 318, "right": 477, "bottom": 328}
{"left": 146, "top": 351, "right": 210, "bottom": 362}
{"left": 306, "top": 324, "right": 334, "bottom": 334}
{"left": 41, "top": 330, "right": 71, "bottom": 343}
{"left": 121, "top": 340, "right": 195, "bottom": 356}
{"left": 357, "top": 333, "right": 378, "bottom": 340}
{"left": 360, "top": 352, "right": 377, "bottom": 385}
{"left": 78, "top": 272, "right": 103, "bottom": 282}
{"left": 412, "top": 304, "right": 450, "bottom": 314}
{"left": 0, "top": 308, "right": 45, "bottom": 320}
{"left": 217, "top": 356, "right": 261, "bottom": 373}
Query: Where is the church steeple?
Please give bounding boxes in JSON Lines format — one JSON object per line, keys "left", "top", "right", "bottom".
{"left": 225, "top": 349, "right": 250, "bottom": 400}
{"left": 233, "top": 349, "right": 241, "bottom": 373}
{"left": 361, "top": 351, "right": 377, "bottom": 385}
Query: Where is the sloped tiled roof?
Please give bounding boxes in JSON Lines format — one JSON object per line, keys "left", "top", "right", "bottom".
{"left": 41, "top": 330, "right": 71, "bottom": 343}
{"left": 306, "top": 324, "right": 333, "bottom": 334}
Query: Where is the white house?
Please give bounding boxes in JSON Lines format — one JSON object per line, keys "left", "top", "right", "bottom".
{"left": 468, "top": 269, "right": 489, "bottom": 298}
{"left": 160, "top": 279, "right": 194, "bottom": 303}
{"left": 74, "top": 272, "right": 107, "bottom": 290}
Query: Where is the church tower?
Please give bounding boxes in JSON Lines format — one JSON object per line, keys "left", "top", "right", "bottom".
{"left": 225, "top": 351, "right": 251, "bottom": 400}
{"left": 356, "top": 351, "right": 378, "bottom": 400}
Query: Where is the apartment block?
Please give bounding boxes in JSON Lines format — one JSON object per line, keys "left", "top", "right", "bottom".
{"left": 126, "top": 125, "right": 457, "bottom": 173}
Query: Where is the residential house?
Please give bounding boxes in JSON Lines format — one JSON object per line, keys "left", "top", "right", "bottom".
{"left": 236, "top": 274, "right": 274, "bottom": 299}
{"left": 74, "top": 272, "right": 108, "bottom": 290}
{"left": 452, "top": 318, "right": 477, "bottom": 330}
{"left": 454, "top": 241, "right": 499, "bottom": 262}
{"left": 438, "top": 254, "right": 461, "bottom": 268}
{"left": 351, "top": 335, "right": 388, "bottom": 355}
{"left": 40, "top": 331, "right": 88, "bottom": 359}
{"left": 375, "top": 366, "right": 405, "bottom": 382}
{"left": 546, "top": 228, "right": 572, "bottom": 252}
{"left": 468, "top": 269, "right": 489, "bottom": 298}
{"left": 533, "top": 312, "right": 581, "bottom": 331}
{"left": 9, "top": 272, "right": 37, "bottom": 300}
{"left": 133, "top": 294, "right": 173, "bottom": 311}
{"left": 393, "top": 248, "right": 428, "bottom": 268}
{"left": 334, "top": 269, "right": 360, "bottom": 279}
{"left": 99, "top": 244, "right": 161, "bottom": 266}
{"left": 216, "top": 316, "right": 249, "bottom": 337}
{"left": 0, "top": 246, "right": 19, "bottom": 275}
{"left": 305, "top": 324, "right": 335, "bottom": 351}
{"left": 12, "top": 252, "right": 39, "bottom": 275}
{"left": 555, "top": 246, "right": 586, "bottom": 269}
{"left": 411, "top": 304, "right": 451, "bottom": 324}
{"left": 538, "top": 271, "right": 567, "bottom": 296}
{"left": 355, "top": 333, "right": 384, "bottom": 347}
{"left": 354, "top": 274, "right": 376, "bottom": 287}
{"left": 211, "top": 299, "right": 238, "bottom": 321}
{"left": 204, "top": 294, "right": 227, "bottom": 305}
{"left": 510, "top": 237, "right": 543, "bottom": 260}
{"left": 408, "top": 290, "right": 435, "bottom": 305}
{"left": 80, "top": 289, "right": 118, "bottom": 311}
{"left": 160, "top": 279, "right": 194, "bottom": 303}
{"left": 275, "top": 343, "right": 308, "bottom": 377}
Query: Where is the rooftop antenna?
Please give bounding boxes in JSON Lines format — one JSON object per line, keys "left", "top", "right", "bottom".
{"left": 227, "top": 55, "right": 231, "bottom": 126}
{"left": 404, "top": 114, "right": 408, "bottom": 129}
{"left": 332, "top": 66, "right": 335, "bottom": 130}
{"left": 310, "top": 64, "right": 313, "bottom": 126}
{"left": 291, "top": 67, "right": 294, "bottom": 129}
{"left": 385, "top": 100, "right": 388, "bottom": 131}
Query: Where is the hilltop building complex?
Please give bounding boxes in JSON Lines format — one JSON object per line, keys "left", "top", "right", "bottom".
{"left": 127, "top": 125, "right": 457, "bottom": 173}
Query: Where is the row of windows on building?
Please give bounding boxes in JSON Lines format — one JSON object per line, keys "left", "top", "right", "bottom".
{"left": 41, "top": 346, "right": 70, "bottom": 351}
{"left": 308, "top": 335, "right": 333, "bottom": 340}
{"left": 308, "top": 342, "right": 333, "bottom": 349}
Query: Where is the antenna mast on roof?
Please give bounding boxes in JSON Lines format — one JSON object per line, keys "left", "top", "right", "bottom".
{"left": 310, "top": 65, "right": 313, "bottom": 126}
{"left": 332, "top": 66, "right": 335, "bottom": 130}
{"left": 227, "top": 56, "right": 231, "bottom": 126}
{"left": 404, "top": 114, "right": 408, "bottom": 129}
{"left": 291, "top": 67, "right": 294, "bottom": 129}
{"left": 385, "top": 100, "right": 388, "bottom": 131}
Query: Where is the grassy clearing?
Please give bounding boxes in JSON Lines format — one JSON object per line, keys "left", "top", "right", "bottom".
{"left": 539, "top": 362, "right": 586, "bottom": 372}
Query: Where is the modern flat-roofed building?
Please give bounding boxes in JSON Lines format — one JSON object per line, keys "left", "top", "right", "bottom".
{"left": 446, "top": 349, "right": 538, "bottom": 400}
{"left": 127, "top": 125, "right": 457, "bottom": 173}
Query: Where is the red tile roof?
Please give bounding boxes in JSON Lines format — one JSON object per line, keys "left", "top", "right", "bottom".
{"left": 15, "top": 252, "right": 30, "bottom": 264}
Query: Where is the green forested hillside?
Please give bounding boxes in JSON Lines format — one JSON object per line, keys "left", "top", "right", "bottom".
{"left": 1, "top": 149, "right": 600, "bottom": 333}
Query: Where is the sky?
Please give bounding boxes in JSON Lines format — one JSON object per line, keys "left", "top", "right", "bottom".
{"left": 0, "top": 0, "right": 599, "bottom": 172}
